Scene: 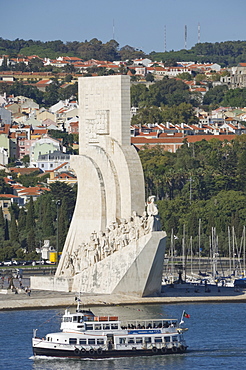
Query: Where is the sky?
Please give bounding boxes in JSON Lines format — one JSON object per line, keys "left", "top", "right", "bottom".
{"left": 1, "top": 0, "right": 246, "bottom": 54}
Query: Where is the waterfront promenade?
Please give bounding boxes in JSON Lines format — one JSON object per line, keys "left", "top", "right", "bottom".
{"left": 1, "top": 284, "right": 246, "bottom": 311}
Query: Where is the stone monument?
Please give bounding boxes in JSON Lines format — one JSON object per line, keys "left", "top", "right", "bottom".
{"left": 31, "top": 75, "right": 166, "bottom": 296}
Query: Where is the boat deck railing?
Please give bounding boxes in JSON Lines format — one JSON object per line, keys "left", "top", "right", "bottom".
{"left": 120, "top": 319, "right": 178, "bottom": 330}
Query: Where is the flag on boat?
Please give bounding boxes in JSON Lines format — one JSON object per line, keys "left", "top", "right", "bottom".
{"left": 183, "top": 312, "right": 190, "bottom": 318}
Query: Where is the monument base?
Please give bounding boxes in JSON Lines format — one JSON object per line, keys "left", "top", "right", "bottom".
{"left": 30, "top": 231, "right": 166, "bottom": 296}
{"left": 30, "top": 276, "right": 73, "bottom": 292}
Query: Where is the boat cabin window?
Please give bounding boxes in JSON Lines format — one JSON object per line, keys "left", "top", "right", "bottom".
{"left": 63, "top": 317, "right": 72, "bottom": 322}
{"left": 79, "top": 339, "right": 87, "bottom": 345}
{"left": 144, "top": 337, "right": 152, "bottom": 343}
{"left": 119, "top": 338, "right": 126, "bottom": 344}
{"left": 97, "top": 339, "right": 104, "bottom": 345}
{"left": 88, "top": 339, "right": 95, "bottom": 345}
{"left": 164, "top": 336, "right": 171, "bottom": 343}
{"left": 172, "top": 336, "right": 178, "bottom": 342}
{"left": 154, "top": 337, "right": 162, "bottom": 343}
{"left": 95, "top": 324, "right": 102, "bottom": 330}
{"left": 69, "top": 338, "right": 77, "bottom": 345}
{"left": 111, "top": 323, "right": 118, "bottom": 329}
{"left": 128, "top": 337, "right": 135, "bottom": 344}
{"left": 85, "top": 324, "right": 93, "bottom": 330}
{"left": 103, "top": 324, "right": 110, "bottom": 330}
{"left": 136, "top": 337, "right": 143, "bottom": 344}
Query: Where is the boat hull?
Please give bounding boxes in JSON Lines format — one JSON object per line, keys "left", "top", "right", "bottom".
{"left": 33, "top": 345, "right": 187, "bottom": 359}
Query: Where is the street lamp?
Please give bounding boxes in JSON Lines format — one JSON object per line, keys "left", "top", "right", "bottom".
{"left": 56, "top": 200, "right": 61, "bottom": 261}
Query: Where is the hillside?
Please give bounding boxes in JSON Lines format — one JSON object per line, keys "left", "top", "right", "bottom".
{"left": 1, "top": 38, "right": 246, "bottom": 66}
{"left": 150, "top": 40, "right": 246, "bottom": 66}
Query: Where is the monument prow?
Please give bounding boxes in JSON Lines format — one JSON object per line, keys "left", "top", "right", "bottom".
{"left": 31, "top": 75, "right": 166, "bottom": 296}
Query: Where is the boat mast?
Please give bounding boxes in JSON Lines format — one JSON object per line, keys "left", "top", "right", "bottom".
{"left": 198, "top": 218, "right": 201, "bottom": 272}
{"left": 228, "top": 226, "right": 232, "bottom": 276}
{"left": 244, "top": 225, "right": 246, "bottom": 276}
{"left": 171, "top": 229, "right": 174, "bottom": 281}
{"left": 182, "top": 224, "right": 186, "bottom": 281}
{"left": 232, "top": 226, "right": 235, "bottom": 275}
{"left": 190, "top": 236, "right": 193, "bottom": 276}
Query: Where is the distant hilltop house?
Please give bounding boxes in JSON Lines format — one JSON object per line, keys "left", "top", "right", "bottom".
{"left": 221, "top": 63, "right": 246, "bottom": 89}
{"left": 0, "top": 193, "right": 22, "bottom": 219}
{"left": 47, "top": 162, "right": 77, "bottom": 185}
{"left": 3, "top": 174, "right": 49, "bottom": 212}
{"left": 37, "top": 150, "right": 70, "bottom": 171}
{"left": 30, "top": 135, "right": 64, "bottom": 167}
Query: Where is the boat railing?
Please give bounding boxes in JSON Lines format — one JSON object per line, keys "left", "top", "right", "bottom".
{"left": 120, "top": 319, "right": 178, "bottom": 330}
{"left": 94, "top": 316, "right": 119, "bottom": 322}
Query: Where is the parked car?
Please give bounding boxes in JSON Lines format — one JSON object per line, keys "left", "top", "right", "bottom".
{"left": 3, "top": 261, "right": 12, "bottom": 266}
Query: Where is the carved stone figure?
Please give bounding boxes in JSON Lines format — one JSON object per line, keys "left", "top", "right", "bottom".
{"left": 88, "top": 233, "right": 98, "bottom": 266}
{"left": 146, "top": 196, "right": 161, "bottom": 232}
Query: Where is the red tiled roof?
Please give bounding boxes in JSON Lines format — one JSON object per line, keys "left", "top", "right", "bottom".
{"left": 0, "top": 194, "right": 19, "bottom": 198}
{"left": 186, "top": 134, "right": 236, "bottom": 143}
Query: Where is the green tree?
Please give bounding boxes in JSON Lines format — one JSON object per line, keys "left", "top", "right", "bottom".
{"left": 203, "top": 85, "right": 228, "bottom": 107}
{"left": 43, "top": 78, "right": 60, "bottom": 106}
{"left": 18, "top": 207, "right": 26, "bottom": 231}
{"left": 4, "top": 218, "right": 9, "bottom": 240}
{"left": 177, "top": 72, "right": 192, "bottom": 81}
{"left": 145, "top": 73, "right": 154, "bottom": 82}
{"left": 9, "top": 210, "right": 19, "bottom": 244}
{"left": 25, "top": 197, "right": 36, "bottom": 232}
{"left": 130, "top": 84, "right": 148, "bottom": 107}
{"left": 0, "top": 206, "right": 5, "bottom": 241}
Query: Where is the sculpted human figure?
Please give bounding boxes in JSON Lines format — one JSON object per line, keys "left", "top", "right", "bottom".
{"left": 119, "top": 219, "right": 128, "bottom": 248}
{"left": 132, "top": 211, "right": 141, "bottom": 239}
{"left": 73, "top": 247, "right": 81, "bottom": 274}
{"left": 88, "top": 233, "right": 98, "bottom": 266}
{"left": 104, "top": 227, "right": 111, "bottom": 257}
{"left": 140, "top": 211, "right": 148, "bottom": 236}
{"left": 146, "top": 195, "right": 161, "bottom": 232}
{"left": 79, "top": 243, "right": 89, "bottom": 271}
{"left": 129, "top": 225, "right": 137, "bottom": 241}
{"left": 64, "top": 252, "right": 75, "bottom": 276}
{"left": 98, "top": 231, "right": 106, "bottom": 260}
{"left": 109, "top": 224, "right": 117, "bottom": 252}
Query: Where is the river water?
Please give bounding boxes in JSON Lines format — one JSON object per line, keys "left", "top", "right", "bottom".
{"left": 0, "top": 302, "right": 245, "bottom": 370}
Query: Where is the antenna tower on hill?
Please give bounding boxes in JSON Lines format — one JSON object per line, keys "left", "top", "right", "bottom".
{"left": 198, "top": 22, "right": 201, "bottom": 43}
{"left": 113, "top": 19, "right": 115, "bottom": 40}
{"left": 164, "top": 25, "right": 166, "bottom": 52}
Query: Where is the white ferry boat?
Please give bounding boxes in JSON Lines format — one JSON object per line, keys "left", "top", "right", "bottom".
{"left": 32, "top": 302, "right": 188, "bottom": 359}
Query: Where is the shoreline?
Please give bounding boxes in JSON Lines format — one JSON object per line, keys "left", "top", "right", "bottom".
{"left": 1, "top": 286, "right": 246, "bottom": 311}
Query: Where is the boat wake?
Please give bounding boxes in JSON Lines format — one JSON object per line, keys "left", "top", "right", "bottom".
{"left": 30, "top": 355, "right": 117, "bottom": 362}
{"left": 30, "top": 355, "right": 70, "bottom": 361}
